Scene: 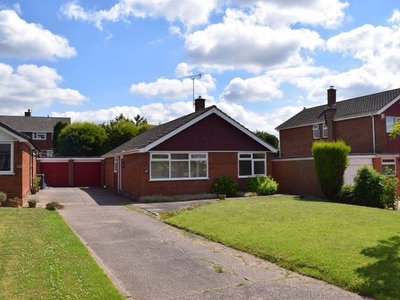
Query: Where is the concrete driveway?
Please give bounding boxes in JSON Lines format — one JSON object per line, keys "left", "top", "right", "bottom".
{"left": 35, "top": 187, "right": 369, "bottom": 300}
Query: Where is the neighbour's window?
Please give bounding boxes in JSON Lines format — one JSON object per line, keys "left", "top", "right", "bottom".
{"left": 386, "top": 116, "right": 398, "bottom": 133}
{"left": 322, "top": 124, "right": 328, "bottom": 138}
{"left": 0, "top": 143, "right": 13, "bottom": 174}
{"left": 313, "top": 124, "right": 320, "bottom": 139}
{"left": 382, "top": 158, "right": 396, "bottom": 176}
{"left": 150, "top": 153, "right": 208, "bottom": 180}
{"left": 33, "top": 132, "right": 46, "bottom": 140}
{"left": 113, "top": 157, "right": 118, "bottom": 173}
{"left": 238, "top": 153, "right": 266, "bottom": 177}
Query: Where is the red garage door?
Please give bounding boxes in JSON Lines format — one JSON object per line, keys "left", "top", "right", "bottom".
{"left": 74, "top": 162, "right": 102, "bottom": 187}
{"left": 40, "top": 162, "right": 69, "bottom": 187}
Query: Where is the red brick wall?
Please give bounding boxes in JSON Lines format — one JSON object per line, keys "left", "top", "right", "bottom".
{"left": 280, "top": 115, "right": 389, "bottom": 157}
{"left": 0, "top": 141, "right": 34, "bottom": 202}
{"left": 105, "top": 151, "right": 273, "bottom": 199}
{"left": 272, "top": 158, "right": 324, "bottom": 198}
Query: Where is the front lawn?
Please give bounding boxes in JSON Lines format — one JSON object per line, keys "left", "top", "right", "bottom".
{"left": 164, "top": 196, "right": 400, "bottom": 300}
{"left": 0, "top": 208, "right": 124, "bottom": 300}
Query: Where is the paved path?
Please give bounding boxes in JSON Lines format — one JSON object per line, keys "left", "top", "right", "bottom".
{"left": 36, "top": 187, "right": 370, "bottom": 300}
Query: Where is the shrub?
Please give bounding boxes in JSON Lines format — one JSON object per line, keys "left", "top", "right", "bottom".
{"left": 334, "top": 184, "right": 354, "bottom": 204}
{"left": 212, "top": 176, "right": 237, "bottom": 197}
{"left": 382, "top": 175, "right": 398, "bottom": 210}
{"left": 0, "top": 191, "right": 6, "bottom": 202}
{"left": 312, "top": 140, "right": 351, "bottom": 199}
{"left": 245, "top": 175, "right": 278, "bottom": 195}
{"left": 46, "top": 201, "right": 65, "bottom": 211}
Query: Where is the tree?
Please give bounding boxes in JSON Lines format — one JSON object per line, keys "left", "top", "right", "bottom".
{"left": 390, "top": 121, "right": 400, "bottom": 139}
{"left": 102, "top": 114, "right": 152, "bottom": 152}
{"left": 312, "top": 140, "right": 351, "bottom": 199}
{"left": 255, "top": 131, "right": 279, "bottom": 149}
{"left": 58, "top": 122, "right": 107, "bottom": 156}
{"left": 52, "top": 121, "right": 69, "bottom": 155}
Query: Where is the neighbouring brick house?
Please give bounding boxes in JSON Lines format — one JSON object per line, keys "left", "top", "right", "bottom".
{"left": 102, "top": 97, "right": 278, "bottom": 200}
{"left": 273, "top": 87, "right": 400, "bottom": 197}
{"left": 0, "top": 110, "right": 71, "bottom": 158}
{"left": 0, "top": 121, "right": 38, "bottom": 202}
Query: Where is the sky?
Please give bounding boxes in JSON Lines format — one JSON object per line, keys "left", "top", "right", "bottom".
{"left": 1, "top": 0, "right": 400, "bottom": 136}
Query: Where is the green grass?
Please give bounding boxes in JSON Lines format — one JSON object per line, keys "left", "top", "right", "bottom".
{"left": 165, "top": 196, "right": 400, "bottom": 300}
{"left": 0, "top": 208, "right": 124, "bottom": 300}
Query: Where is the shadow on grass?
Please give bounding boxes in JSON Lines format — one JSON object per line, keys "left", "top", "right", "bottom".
{"left": 356, "top": 235, "right": 400, "bottom": 299}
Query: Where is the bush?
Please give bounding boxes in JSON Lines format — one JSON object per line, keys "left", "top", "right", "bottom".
{"left": 212, "top": 176, "right": 237, "bottom": 197}
{"left": 46, "top": 201, "right": 65, "bottom": 211}
{"left": 245, "top": 175, "right": 278, "bottom": 195}
{"left": 352, "top": 166, "right": 398, "bottom": 209}
{"left": 312, "top": 140, "right": 351, "bottom": 199}
{"left": 0, "top": 191, "right": 6, "bottom": 202}
{"left": 334, "top": 184, "right": 354, "bottom": 204}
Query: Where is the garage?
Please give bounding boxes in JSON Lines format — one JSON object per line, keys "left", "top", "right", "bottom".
{"left": 38, "top": 158, "right": 103, "bottom": 187}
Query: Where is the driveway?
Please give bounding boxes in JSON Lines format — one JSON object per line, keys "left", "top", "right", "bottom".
{"left": 35, "top": 187, "right": 369, "bottom": 300}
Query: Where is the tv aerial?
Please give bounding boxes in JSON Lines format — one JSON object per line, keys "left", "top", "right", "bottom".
{"left": 187, "top": 73, "right": 203, "bottom": 101}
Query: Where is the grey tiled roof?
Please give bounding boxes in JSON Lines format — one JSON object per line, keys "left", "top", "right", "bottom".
{"left": 0, "top": 115, "right": 71, "bottom": 132}
{"left": 0, "top": 121, "right": 38, "bottom": 150}
{"left": 276, "top": 88, "right": 400, "bottom": 130}
{"left": 103, "top": 106, "right": 217, "bottom": 157}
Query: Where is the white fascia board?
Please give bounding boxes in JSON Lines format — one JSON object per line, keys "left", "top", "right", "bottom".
{"left": 377, "top": 95, "right": 400, "bottom": 115}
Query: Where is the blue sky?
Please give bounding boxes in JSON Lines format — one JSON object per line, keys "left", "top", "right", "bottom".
{"left": 1, "top": 0, "right": 400, "bottom": 136}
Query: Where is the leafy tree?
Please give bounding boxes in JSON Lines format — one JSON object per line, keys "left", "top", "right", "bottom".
{"left": 390, "top": 121, "right": 400, "bottom": 139}
{"left": 312, "top": 140, "right": 351, "bottom": 199}
{"left": 102, "top": 114, "right": 152, "bottom": 152}
{"left": 52, "top": 121, "right": 69, "bottom": 155}
{"left": 255, "top": 131, "right": 279, "bottom": 149}
{"left": 58, "top": 122, "right": 107, "bottom": 156}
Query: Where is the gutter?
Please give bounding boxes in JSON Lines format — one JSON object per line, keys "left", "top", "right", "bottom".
{"left": 371, "top": 115, "right": 376, "bottom": 154}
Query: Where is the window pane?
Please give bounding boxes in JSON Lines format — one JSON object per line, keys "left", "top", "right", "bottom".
{"left": 253, "top": 153, "right": 265, "bottom": 159}
{"left": 239, "top": 160, "right": 252, "bottom": 176}
{"left": 386, "top": 117, "right": 397, "bottom": 133}
{"left": 254, "top": 160, "right": 265, "bottom": 175}
{"left": 239, "top": 153, "right": 252, "bottom": 159}
{"left": 190, "top": 161, "right": 207, "bottom": 177}
{"left": 171, "top": 153, "right": 189, "bottom": 160}
{"left": 151, "top": 161, "right": 169, "bottom": 178}
{"left": 0, "top": 144, "right": 11, "bottom": 171}
{"left": 171, "top": 161, "right": 189, "bottom": 178}
{"left": 191, "top": 154, "right": 206, "bottom": 159}
{"left": 152, "top": 154, "right": 168, "bottom": 159}
{"left": 382, "top": 165, "right": 395, "bottom": 176}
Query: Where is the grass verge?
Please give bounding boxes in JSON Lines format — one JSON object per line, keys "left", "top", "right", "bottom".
{"left": 164, "top": 196, "right": 400, "bottom": 300}
{"left": 0, "top": 208, "right": 124, "bottom": 300}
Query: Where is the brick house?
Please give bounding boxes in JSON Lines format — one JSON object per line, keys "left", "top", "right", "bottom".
{"left": 0, "top": 121, "right": 38, "bottom": 202}
{"left": 0, "top": 110, "right": 71, "bottom": 157}
{"left": 102, "top": 97, "right": 278, "bottom": 200}
{"left": 273, "top": 87, "right": 400, "bottom": 197}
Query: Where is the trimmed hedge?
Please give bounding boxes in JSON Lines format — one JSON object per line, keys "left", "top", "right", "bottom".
{"left": 312, "top": 140, "right": 351, "bottom": 199}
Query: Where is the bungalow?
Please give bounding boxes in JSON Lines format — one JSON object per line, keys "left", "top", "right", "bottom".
{"left": 102, "top": 97, "right": 278, "bottom": 200}
{"left": 0, "top": 121, "right": 38, "bottom": 202}
{"left": 273, "top": 87, "right": 400, "bottom": 197}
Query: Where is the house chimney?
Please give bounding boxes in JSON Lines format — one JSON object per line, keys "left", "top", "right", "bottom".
{"left": 327, "top": 86, "right": 336, "bottom": 106}
{"left": 25, "top": 109, "right": 31, "bottom": 117}
{"left": 194, "top": 96, "right": 206, "bottom": 112}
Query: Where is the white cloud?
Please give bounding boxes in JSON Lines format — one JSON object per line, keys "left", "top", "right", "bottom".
{"left": 129, "top": 74, "right": 216, "bottom": 100}
{"left": 0, "top": 10, "right": 76, "bottom": 60}
{"left": 185, "top": 10, "right": 324, "bottom": 73}
{"left": 0, "top": 63, "right": 87, "bottom": 115}
{"left": 388, "top": 9, "right": 400, "bottom": 23}
{"left": 60, "top": 0, "right": 218, "bottom": 31}
{"left": 221, "top": 76, "right": 282, "bottom": 102}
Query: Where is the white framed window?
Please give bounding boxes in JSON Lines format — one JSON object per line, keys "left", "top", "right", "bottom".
{"left": 322, "top": 124, "right": 328, "bottom": 138}
{"left": 150, "top": 152, "right": 208, "bottom": 180}
{"left": 0, "top": 142, "right": 13, "bottom": 174}
{"left": 382, "top": 158, "right": 396, "bottom": 176}
{"left": 312, "top": 124, "right": 320, "bottom": 139}
{"left": 386, "top": 116, "right": 399, "bottom": 133}
{"left": 113, "top": 157, "right": 118, "bottom": 173}
{"left": 47, "top": 150, "right": 53, "bottom": 158}
{"left": 33, "top": 132, "right": 46, "bottom": 140}
{"left": 238, "top": 153, "right": 266, "bottom": 177}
